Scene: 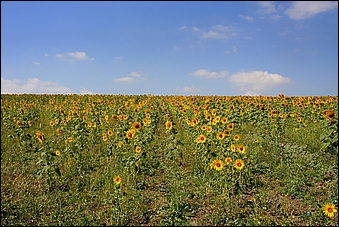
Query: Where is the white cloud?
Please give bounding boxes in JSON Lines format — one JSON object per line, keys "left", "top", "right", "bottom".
{"left": 257, "top": 1, "right": 282, "bottom": 19}
{"left": 44, "top": 53, "right": 49, "bottom": 57}
{"left": 113, "top": 71, "right": 146, "bottom": 83}
{"left": 68, "top": 51, "right": 94, "bottom": 60}
{"left": 192, "top": 27, "right": 200, "bottom": 32}
{"left": 55, "top": 53, "right": 64, "bottom": 58}
{"left": 181, "top": 25, "right": 237, "bottom": 40}
{"left": 257, "top": 1, "right": 278, "bottom": 14}
{"left": 80, "top": 88, "right": 94, "bottom": 94}
{"left": 112, "top": 76, "right": 134, "bottom": 83}
{"left": 33, "top": 61, "right": 40, "bottom": 65}
{"left": 285, "top": 1, "right": 338, "bottom": 20}
{"left": 1, "top": 77, "right": 72, "bottom": 94}
{"left": 129, "top": 71, "right": 142, "bottom": 77}
{"left": 228, "top": 70, "right": 292, "bottom": 95}
{"left": 224, "top": 46, "right": 237, "bottom": 54}
{"left": 55, "top": 51, "right": 94, "bottom": 61}
{"left": 176, "top": 86, "right": 200, "bottom": 94}
{"left": 190, "top": 69, "right": 228, "bottom": 79}
{"left": 239, "top": 14, "right": 254, "bottom": 21}
{"left": 202, "top": 25, "right": 237, "bottom": 39}
{"left": 114, "top": 56, "right": 125, "bottom": 60}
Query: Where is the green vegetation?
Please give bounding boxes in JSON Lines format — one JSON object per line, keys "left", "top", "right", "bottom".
{"left": 1, "top": 94, "right": 338, "bottom": 225}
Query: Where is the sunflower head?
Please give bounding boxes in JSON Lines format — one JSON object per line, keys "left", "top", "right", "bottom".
{"left": 234, "top": 159, "right": 245, "bottom": 170}
{"left": 113, "top": 176, "right": 121, "bottom": 185}
{"left": 323, "top": 203, "right": 337, "bottom": 218}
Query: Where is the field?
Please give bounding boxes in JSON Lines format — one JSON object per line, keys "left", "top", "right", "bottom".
{"left": 1, "top": 94, "right": 338, "bottom": 226}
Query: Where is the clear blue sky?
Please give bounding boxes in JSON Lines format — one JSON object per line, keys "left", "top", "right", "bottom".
{"left": 1, "top": 1, "right": 338, "bottom": 96}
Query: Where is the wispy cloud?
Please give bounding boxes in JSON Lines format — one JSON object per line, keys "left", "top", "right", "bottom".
{"left": 114, "top": 56, "right": 125, "bottom": 60}
{"left": 257, "top": 1, "right": 282, "bottom": 19}
{"left": 202, "top": 25, "right": 237, "bottom": 39}
{"left": 239, "top": 14, "right": 254, "bottom": 21}
{"left": 180, "top": 24, "right": 237, "bottom": 40}
{"left": 68, "top": 51, "right": 95, "bottom": 60}
{"left": 33, "top": 61, "right": 40, "bottom": 65}
{"left": 228, "top": 70, "right": 292, "bottom": 95}
{"left": 55, "top": 51, "right": 94, "bottom": 61}
{"left": 257, "top": 1, "right": 278, "bottom": 14}
{"left": 1, "top": 77, "right": 72, "bottom": 94}
{"left": 224, "top": 46, "right": 237, "bottom": 54}
{"left": 284, "top": 1, "right": 338, "bottom": 20}
{"left": 80, "top": 88, "right": 94, "bottom": 94}
{"left": 112, "top": 77, "right": 134, "bottom": 83}
{"left": 190, "top": 69, "right": 228, "bottom": 79}
{"left": 176, "top": 85, "right": 200, "bottom": 94}
{"left": 112, "top": 71, "right": 146, "bottom": 83}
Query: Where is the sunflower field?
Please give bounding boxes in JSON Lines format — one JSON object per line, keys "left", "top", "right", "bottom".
{"left": 1, "top": 94, "right": 338, "bottom": 225}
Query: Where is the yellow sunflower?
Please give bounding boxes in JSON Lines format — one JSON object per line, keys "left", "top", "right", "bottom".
{"left": 135, "top": 146, "right": 141, "bottom": 153}
{"left": 132, "top": 122, "right": 141, "bottom": 130}
{"left": 231, "top": 144, "right": 236, "bottom": 152}
{"left": 113, "top": 175, "right": 121, "bottom": 185}
{"left": 216, "top": 132, "right": 224, "bottom": 140}
{"left": 323, "top": 203, "right": 337, "bottom": 218}
{"left": 237, "top": 144, "right": 245, "bottom": 154}
{"left": 233, "top": 134, "right": 240, "bottom": 141}
{"left": 108, "top": 129, "right": 113, "bottom": 136}
{"left": 36, "top": 131, "right": 44, "bottom": 143}
{"left": 234, "top": 159, "right": 245, "bottom": 170}
{"left": 225, "top": 157, "right": 232, "bottom": 165}
{"left": 165, "top": 121, "right": 173, "bottom": 130}
{"left": 126, "top": 129, "right": 135, "bottom": 139}
{"left": 210, "top": 159, "right": 223, "bottom": 171}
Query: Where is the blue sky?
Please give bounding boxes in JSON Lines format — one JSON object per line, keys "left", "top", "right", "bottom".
{"left": 1, "top": 1, "right": 338, "bottom": 96}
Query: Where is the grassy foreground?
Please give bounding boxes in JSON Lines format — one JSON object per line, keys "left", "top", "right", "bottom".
{"left": 1, "top": 94, "right": 338, "bottom": 226}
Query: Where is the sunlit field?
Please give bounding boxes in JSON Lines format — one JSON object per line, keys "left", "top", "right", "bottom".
{"left": 1, "top": 94, "right": 338, "bottom": 226}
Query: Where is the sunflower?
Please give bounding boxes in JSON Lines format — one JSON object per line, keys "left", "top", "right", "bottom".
{"left": 216, "top": 132, "right": 224, "bottom": 140}
{"left": 206, "top": 126, "right": 212, "bottom": 133}
{"left": 132, "top": 122, "right": 141, "bottom": 130}
{"left": 201, "top": 125, "right": 207, "bottom": 131}
{"left": 210, "top": 159, "right": 223, "bottom": 171}
{"left": 323, "top": 203, "right": 337, "bottom": 218}
{"left": 135, "top": 146, "right": 141, "bottom": 153}
{"left": 297, "top": 117, "right": 302, "bottom": 123}
{"left": 49, "top": 121, "right": 55, "bottom": 127}
{"left": 228, "top": 123, "right": 234, "bottom": 130}
{"left": 117, "top": 141, "right": 123, "bottom": 148}
{"left": 16, "top": 121, "right": 22, "bottom": 127}
{"left": 233, "top": 134, "right": 240, "bottom": 141}
{"left": 196, "top": 134, "right": 206, "bottom": 143}
{"left": 221, "top": 117, "right": 228, "bottom": 124}
{"left": 231, "top": 144, "right": 236, "bottom": 152}
{"left": 104, "top": 127, "right": 113, "bottom": 136}
{"left": 126, "top": 129, "right": 135, "bottom": 139}
{"left": 237, "top": 144, "right": 245, "bottom": 154}
{"left": 36, "top": 131, "right": 44, "bottom": 143}
{"left": 254, "top": 138, "right": 259, "bottom": 143}
{"left": 55, "top": 119, "right": 59, "bottom": 124}
{"left": 324, "top": 110, "right": 335, "bottom": 120}
{"left": 56, "top": 128, "right": 63, "bottom": 135}
{"left": 223, "top": 130, "right": 230, "bottom": 136}
{"left": 165, "top": 121, "right": 173, "bottom": 130}
{"left": 102, "top": 133, "right": 107, "bottom": 142}
{"left": 113, "top": 175, "right": 121, "bottom": 185}
{"left": 234, "top": 159, "right": 245, "bottom": 170}
{"left": 27, "top": 120, "right": 32, "bottom": 127}
{"left": 55, "top": 150, "right": 60, "bottom": 156}
{"left": 87, "top": 121, "right": 92, "bottom": 127}
{"left": 225, "top": 157, "right": 232, "bottom": 165}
